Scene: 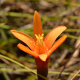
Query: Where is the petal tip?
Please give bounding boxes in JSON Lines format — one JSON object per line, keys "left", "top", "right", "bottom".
{"left": 61, "top": 26, "right": 67, "bottom": 29}
{"left": 58, "top": 26, "right": 67, "bottom": 30}
{"left": 39, "top": 54, "right": 47, "bottom": 62}
{"left": 64, "top": 35, "right": 67, "bottom": 38}
{"left": 10, "top": 30, "right": 14, "bottom": 32}
{"left": 34, "top": 11, "right": 40, "bottom": 18}
{"left": 17, "top": 43, "right": 21, "bottom": 47}
{"left": 10, "top": 30, "right": 16, "bottom": 33}
{"left": 34, "top": 10, "right": 38, "bottom": 15}
{"left": 62, "top": 35, "right": 67, "bottom": 39}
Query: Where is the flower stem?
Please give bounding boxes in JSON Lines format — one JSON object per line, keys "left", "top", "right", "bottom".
{"left": 35, "top": 57, "right": 49, "bottom": 80}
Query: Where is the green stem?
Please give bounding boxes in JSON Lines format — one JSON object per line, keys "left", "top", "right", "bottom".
{"left": 1, "top": 71, "right": 10, "bottom": 80}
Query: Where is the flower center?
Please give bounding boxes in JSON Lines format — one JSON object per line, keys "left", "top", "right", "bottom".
{"left": 35, "top": 34, "right": 47, "bottom": 54}
{"left": 35, "top": 34, "right": 44, "bottom": 45}
{"left": 35, "top": 34, "right": 48, "bottom": 61}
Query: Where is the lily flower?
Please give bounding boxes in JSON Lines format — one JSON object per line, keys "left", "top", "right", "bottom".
{"left": 11, "top": 11, "right": 67, "bottom": 80}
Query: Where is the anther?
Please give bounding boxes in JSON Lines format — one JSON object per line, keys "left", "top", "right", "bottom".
{"left": 35, "top": 34, "right": 44, "bottom": 45}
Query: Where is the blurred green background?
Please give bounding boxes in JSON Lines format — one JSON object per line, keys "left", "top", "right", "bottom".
{"left": 0, "top": 0, "right": 80, "bottom": 80}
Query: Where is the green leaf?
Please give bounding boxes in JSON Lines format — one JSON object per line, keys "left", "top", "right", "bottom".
{"left": 61, "top": 34, "right": 80, "bottom": 40}
{"left": 0, "top": 24, "right": 10, "bottom": 29}
{"left": 24, "top": 76, "right": 36, "bottom": 80}
{"left": 0, "top": 54, "right": 48, "bottom": 80}
{"left": 65, "top": 29, "right": 80, "bottom": 32}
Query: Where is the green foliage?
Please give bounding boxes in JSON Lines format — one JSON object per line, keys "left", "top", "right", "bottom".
{"left": 0, "top": 24, "right": 10, "bottom": 29}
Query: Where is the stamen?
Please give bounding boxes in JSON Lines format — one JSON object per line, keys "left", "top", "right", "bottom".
{"left": 35, "top": 34, "right": 48, "bottom": 56}
{"left": 35, "top": 34, "right": 44, "bottom": 45}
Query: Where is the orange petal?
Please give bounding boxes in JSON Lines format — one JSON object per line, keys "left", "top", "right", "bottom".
{"left": 17, "top": 43, "right": 38, "bottom": 57}
{"left": 34, "top": 11, "right": 43, "bottom": 41}
{"left": 39, "top": 54, "right": 47, "bottom": 62}
{"left": 48, "top": 35, "right": 67, "bottom": 57}
{"left": 11, "top": 30, "right": 35, "bottom": 50}
{"left": 44, "top": 26, "right": 67, "bottom": 49}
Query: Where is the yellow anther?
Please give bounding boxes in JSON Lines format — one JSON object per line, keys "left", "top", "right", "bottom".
{"left": 35, "top": 34, "right": 44, "bottom": 45}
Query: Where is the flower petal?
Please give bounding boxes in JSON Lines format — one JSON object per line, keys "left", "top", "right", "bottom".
{"left": 39, "top": 54, "right": 47, "bottom": 62}
{"left": 11, "top": 30, "right": 35, "bottom": 50}
{"left": 34, "top": 11, "right": 43, "bottom": 41}
{"left": 17, "top": 43, "right": 38, "bottom": 57}
{"left": 44, "top": 26, "right": 67, "bottom": 49}
{"left": 48, "top": 35, "right": 67, "bottom": 57}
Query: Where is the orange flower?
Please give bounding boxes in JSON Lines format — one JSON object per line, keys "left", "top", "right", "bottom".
{"left": 11, "top": 11, "right": 67, "bottom": 62}
{"left": 11, "top": 11, "right": 67, "bottom": 80}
